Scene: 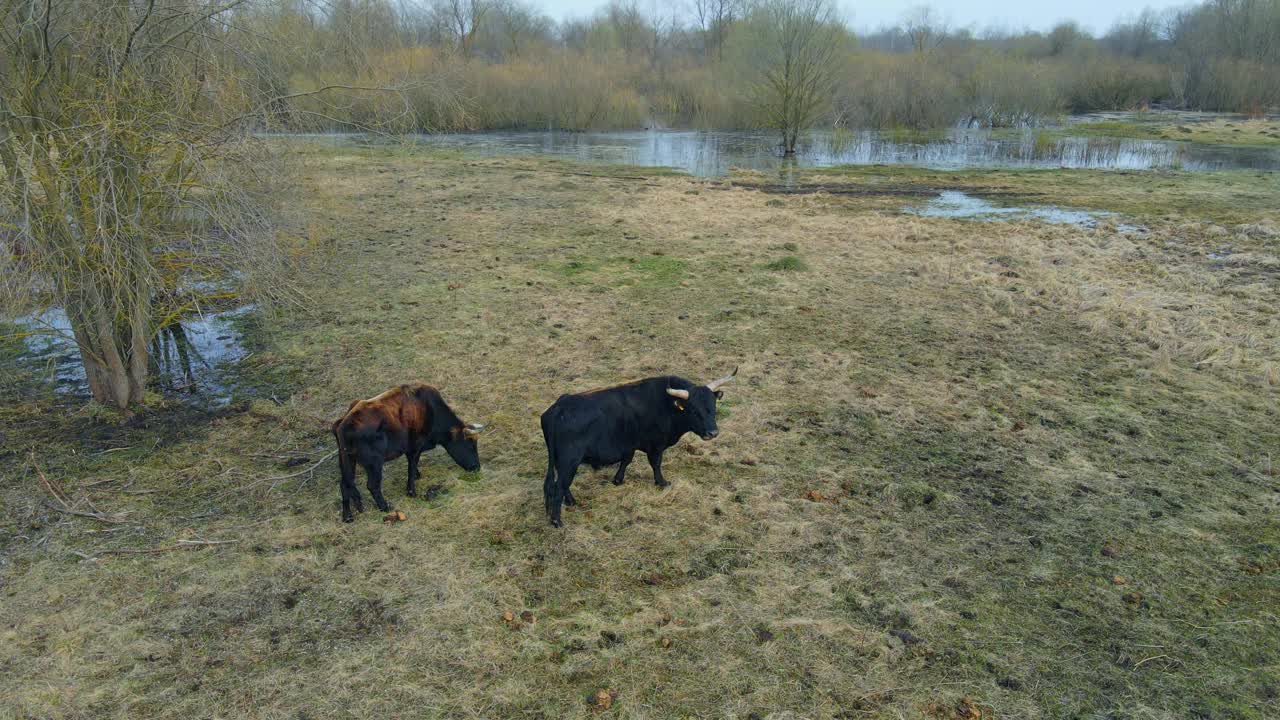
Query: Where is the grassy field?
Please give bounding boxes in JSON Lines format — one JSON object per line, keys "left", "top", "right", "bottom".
{"left": 2, "top": 143, "right": 1279, "bottom": 719}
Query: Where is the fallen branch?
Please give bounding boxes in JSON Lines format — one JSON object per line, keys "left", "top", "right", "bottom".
{"left": 73, "top": 538, "right": 239, "bottom": 560}
{"left": 212, "top": 448, "right": 339, "bottom": 500}
{"left": 1133, "top": 654, "right": 1169, "bottom": 669}
{"left": 265, "top": 449, "right": 338, "bottom": 490}
{"left": 32, "top": 451, "right": 72, "bottom": 508}
{"left": 45, "top": 503, "right": 132, "bottom": 525}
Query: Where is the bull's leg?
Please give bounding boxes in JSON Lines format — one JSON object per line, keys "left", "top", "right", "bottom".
{"left": 364, "top": 459, "right": 390, "bottom": 512}
{"left": 406, "top": 450, "right": 421, "bottom": 497}
{"left": 647, "top": 450, "right": 669, "bottom": 488}
{"left": 543, "top": 457, "right": 557, "bottom": 516}
{"left": 550, "top": 461, "right": 578, "bottom": 528}
{"left": 612, "top": 451, "right": 634, "bottom": 486}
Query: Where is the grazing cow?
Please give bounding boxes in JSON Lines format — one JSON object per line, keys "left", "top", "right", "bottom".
{"left": 540, "top": 368, "right": 736, "bottom": 527}
{"left": 332, "top": 384, "right": 484, "bottom": 523}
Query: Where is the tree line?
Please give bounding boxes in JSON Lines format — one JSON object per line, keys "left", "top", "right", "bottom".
{"left": 249, "top": 0, "right": 1280, "bottom": 134}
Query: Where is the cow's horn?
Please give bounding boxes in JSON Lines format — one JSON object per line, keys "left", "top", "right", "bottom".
{"left": 466, "top": 422, "right": 485, "bottom": 432}
{"left": 706, "top": 366, "right": 738, "bottom": 392}
{"left": 666, "top": 388, "right": 690, "bottom": 399}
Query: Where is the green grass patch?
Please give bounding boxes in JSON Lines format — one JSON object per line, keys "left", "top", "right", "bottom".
{"left": 764, "top": 255, "right": 808, "bottom": 272}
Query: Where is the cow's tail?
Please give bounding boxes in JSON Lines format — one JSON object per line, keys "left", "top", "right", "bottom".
{"left": 333, "top": 419, "right": 356, "bottom": 491}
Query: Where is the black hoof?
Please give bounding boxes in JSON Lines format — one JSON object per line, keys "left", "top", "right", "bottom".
{"left": 655, "top": 480, "right": 670, "bottom": 488}
{"left": 375, "top": 502, "right": 390, "bottom": 513}
{"left": 550, "top": 517, "right": 563, "bottom": 528}
{"left": 407, "top": 489, "right": 416, "bottom": 498}
{"left": 611, "top": 477, "right": 625, "bottom": 486}
{"left": 342, "top": 513, "right": 354, "bottom": 523}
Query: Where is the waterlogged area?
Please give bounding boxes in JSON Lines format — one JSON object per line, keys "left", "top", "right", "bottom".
{"left": 909, "top": 191, "right": 1143, "bottom": 232}
{"left": 14, "top": 305, "right": 251, "bottom": 405}
{"left": 351, "top": 127, "right": 1280, "bottom": 176}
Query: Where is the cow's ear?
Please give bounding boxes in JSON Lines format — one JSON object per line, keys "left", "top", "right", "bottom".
{"left": 714, "top": 390, "right": 724, "bottom": 400}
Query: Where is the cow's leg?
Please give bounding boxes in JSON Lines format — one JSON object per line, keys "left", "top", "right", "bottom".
{"left": 337, "top": 435, "right": 361, "bottom": 522}
{"left": 339, "top": 456, "right": 359, "bottom": 523}
{"left": 406, "top": 449, "right": 421, "bottom": 497}
{"left": 364, "top": 458, "right": 390, "bottom": 512}
{"left": 647, "top": 450, "right": 669, "bottom": 488}
{"left": 612, "top": 451, "right": 634, "bottom": 486}
{"left": 347, "top": 460, "right": 366, "bottom": 516}
{"left": 550, "top": 460, "right": 578, "bottom": 528}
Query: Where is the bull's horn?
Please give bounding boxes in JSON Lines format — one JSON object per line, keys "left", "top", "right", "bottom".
{"left": 465, "top": 422, "right": 485, "bottom": 432}
{"left": 666, "top": 388, "right": 690, "bottom": 399}
{"left": 706, "top": 366, "right": 738, "bottom": 392}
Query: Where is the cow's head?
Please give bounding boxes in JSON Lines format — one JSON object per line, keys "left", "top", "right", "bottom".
{"left": 667, "top": 367, "right": 737, "bottom": 440}
{"left": 444, "top": 422, "right": 485, "bottom": 472}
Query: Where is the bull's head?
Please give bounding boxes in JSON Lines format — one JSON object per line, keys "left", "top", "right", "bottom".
{"left": 444, "top": 422, "right": 485, "bottom": 472}
{"left": 667, "top": 367, "right": 737, "bottom": 440}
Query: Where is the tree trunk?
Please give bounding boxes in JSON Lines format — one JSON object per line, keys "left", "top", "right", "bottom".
{"left": 66, "top": 269, "right": 150, "bottom": 409}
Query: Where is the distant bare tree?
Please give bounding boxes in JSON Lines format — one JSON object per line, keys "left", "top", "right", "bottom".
{"left": 491, "top": 0, "right": 547, "bottom": 57}
{"left": 692, "top": 0, "right": 737, "bottom": 60}
{"left": 743, "top": 0, "right": 846, "bottom": 155}
{"left": 437, "top": 0, "right": 488, "bottom": 57}
{"left": 902, "top": 5, "right": 947, "bottom": 54}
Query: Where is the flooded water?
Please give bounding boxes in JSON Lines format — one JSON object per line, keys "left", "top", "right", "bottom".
{"left": 348, "top": 127, "right": 1280, "bottom": 177}
{"left": 908, "top": 191, "right": 1143, "bottom": 231}
{"left": 17, "top": 305, "right": 251, "bottom": 405}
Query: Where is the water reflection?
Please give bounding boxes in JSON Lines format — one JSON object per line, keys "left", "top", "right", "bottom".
{"left": 358, "top": 128, "right": 1280, "bottom": 176}
{"left": 17, "top": 305, "right": 250, "bottom": 404}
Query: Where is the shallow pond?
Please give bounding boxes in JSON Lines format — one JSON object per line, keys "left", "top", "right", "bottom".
{"left": 908, "top": 191, "right": 1143, "bottom": 232}
{"left": 346, "top": 127, "right": 1280, "bottom": 177}
{"left": 16, "top": 305, "right": 251, "bottom": 405}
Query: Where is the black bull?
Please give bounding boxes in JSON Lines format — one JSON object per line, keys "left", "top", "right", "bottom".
{"left": 539, "top": 369, "right": 736, "bottom": 527}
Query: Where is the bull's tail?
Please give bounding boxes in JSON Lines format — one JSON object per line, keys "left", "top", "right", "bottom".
{"left": 541, "top": 414, "right": 557, "bottom": 516}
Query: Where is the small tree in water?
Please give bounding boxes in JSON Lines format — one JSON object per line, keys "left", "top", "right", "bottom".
{"left": 741, "top": 0, "right": 847, "bottom": 155}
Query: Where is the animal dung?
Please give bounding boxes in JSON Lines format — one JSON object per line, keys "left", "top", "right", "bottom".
{"left": 592, "top": 688, "right": 617, "bottom": 711}
{"left": 383, "top": 510, "right": 407, "bottom": 523}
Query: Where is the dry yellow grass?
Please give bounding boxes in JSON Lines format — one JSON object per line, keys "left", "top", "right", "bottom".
{"left": 1, "top": 145, "right": 1277, "bottom": 719}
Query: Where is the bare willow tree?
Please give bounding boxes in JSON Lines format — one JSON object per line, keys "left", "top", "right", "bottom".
{"left": 742, "top": 0, "right": 846, "bottom": 155}
{"left": 0, "top": 1, "right": 405, "bottom": 409}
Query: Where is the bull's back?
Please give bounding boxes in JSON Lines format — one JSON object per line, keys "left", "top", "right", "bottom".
{"left": 542, "top": 384, "right": 660, "bottom": 460}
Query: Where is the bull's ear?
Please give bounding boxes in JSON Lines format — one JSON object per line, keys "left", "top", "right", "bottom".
{"left": 714, "top": 390, "right": 724, "bottom": 400}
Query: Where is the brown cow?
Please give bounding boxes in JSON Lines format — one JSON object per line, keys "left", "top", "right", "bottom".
{"left": 332, "top": 384, "right": 483, "bottom": 522}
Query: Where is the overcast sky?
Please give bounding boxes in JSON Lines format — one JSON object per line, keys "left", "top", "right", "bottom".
{"left": 540, "top": 0, "right": 1195, "bottom": 34}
